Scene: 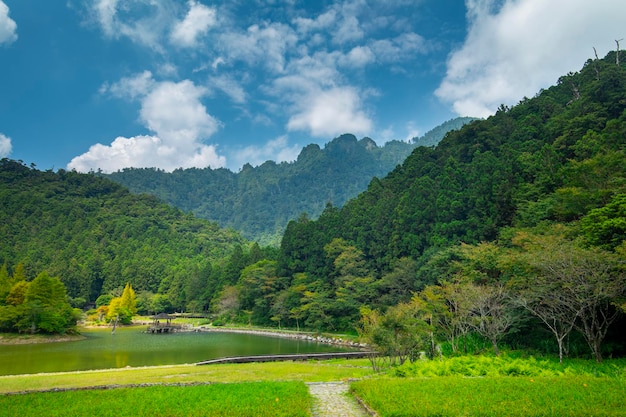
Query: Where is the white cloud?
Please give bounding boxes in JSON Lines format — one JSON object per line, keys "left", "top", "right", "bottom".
{"left": 211, "top": 57, "right": 225, "bottom": 69}
{"left": 229, "top": 135, "right": 300, "bottom": 168}
{"left": 67, "top": 135, "right": 225, "bottom": 173}
{"left": 287, "top": 86, "right": 372, "bottom": 137}
{"left": 69, "top": 74, "right": 224, "bottom": 173}
{"left": 91, "top": 0, "right": 175, "bottom": 52}
{"left": 170, "top": 0, "right": 216, "bottom": 47}
{"left": 293, "top": 9, "right": 336, "bottom": 34}
{"left": 369, "top": 32, "right": 427, "bottom": 63}
{"left": 333, "top": 14, "right": 363, "bottom": 45}
{"left": 0, "top": 133, "right": 12, "bottom": 157}
{"left": 0, "top": 1, "right": 17, "bottom": 45}
{"left": 219, "top": 22, "right": 298, "bottom": 73}
{"left": 341, "top": 46, "right": 375, "bottom": 67}
{"left": 208, "top": 75, "right": 246, "bottom": 104}
{"left": 101, "top": 70, "right": 155, "bottom": 99}
{"left": 437, "top": 0, "right": 626, "bottom": 118}
{"left": 140, "top": 80, "right": 219, "bottom": 143}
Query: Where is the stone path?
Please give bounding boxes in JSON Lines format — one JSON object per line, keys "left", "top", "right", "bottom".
{"left": 307, "top": 382, "right": 371, "bottom": 417}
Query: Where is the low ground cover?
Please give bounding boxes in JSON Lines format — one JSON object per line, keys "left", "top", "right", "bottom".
{"left": 351, "top": 355, "right": 626, "bottom": 416}
{"left": 390, "top": 355, "right": 626, "bottom": 378}
{"left": 0, "top": 381, "right": 310, "bottom": 417}
{"left": 351, "top": 376, "right": 626, "bottom": 416}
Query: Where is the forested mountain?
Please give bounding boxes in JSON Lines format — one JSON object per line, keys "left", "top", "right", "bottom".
{"left": 267, "top": 52, "right": 626, "bottom": 352}
{"left": 0, "top": 159, "right": 250, "bottom": 310}
{"left": 281, "top": 52, "right": 626, "bottom": 274}
{"left": 106, "top": 118, "right": 475, "bottom": 245}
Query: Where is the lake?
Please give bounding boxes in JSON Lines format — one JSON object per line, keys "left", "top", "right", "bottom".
{"left": 0, "top": 327, "right": 351, "bottom": 376}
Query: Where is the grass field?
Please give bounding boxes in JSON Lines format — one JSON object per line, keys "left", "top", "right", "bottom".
{"left": 351, "top": 376, "right": 626, "bottom": 416}
{"left": 2, "top": 355, "right": 625, "bottom": 416}
{"left": 0, "top": 359, "right": 373, "bottom": 394}
{"left": 0, "top": 381, "right": 310, "bottom": 417}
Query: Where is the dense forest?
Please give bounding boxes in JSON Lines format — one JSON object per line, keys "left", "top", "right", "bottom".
{"left": 106, "top": 118, "right": 476, "bottom": 245}
{"left": 271, "top": 52, "right": 626, "bottom": 359}
{"left": 0, "top": 160, "right": 257, "bottom": 313}
{"left": 1, "top": 53, "right": 625, "bottom": 360}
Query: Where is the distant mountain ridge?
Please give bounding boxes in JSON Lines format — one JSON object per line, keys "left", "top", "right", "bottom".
{"left": 106, "top": 117, "right": 476, "bottom": 245}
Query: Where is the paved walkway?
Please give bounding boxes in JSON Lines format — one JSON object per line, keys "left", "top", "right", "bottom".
{"left": 307, "top": 382, "right": 371, "bottom": 417}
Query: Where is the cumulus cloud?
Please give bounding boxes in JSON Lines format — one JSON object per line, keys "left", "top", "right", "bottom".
{"left": 370, "top": 32, "right": 428, "bottom": 62}
{"left": 218, "top": 22, "right": 298, "bottom": 73}
{"left": 78, "top": 0, "right": 437, "bottom": 168}
{"left": 67, "top": 135, "right": 224, "bottom": 173}
{"left": 293, "top": 9, "right": 336, "bottom": 35}
{"left": 91, "top": 0, "right": 176, "bottom": 51}
{"left": 0, "top": 133, "right": 12, "bottom": 157}
{"left": 341, "top": 45, "right": 375, "bottom": 67}
{"left": 437, "top": 0, "right": 625, "bottom": 117}
{"left": 170, "top": 0, "right": 216, "bottom": 47}
{"left": 287, "top": 86, "right": 372, "bottom": 137}
{"left": 140, "top": 79, "right": 220, "bottom": 143}
{"left": 208, "top": 74, "right": 246, "bottom": 104}
{"left": 0, "top": 1, "right": 17, "bottom": 45}
{"left": 69, "top": 73, "right": 224, "bottom": 172}
{"left": 101, "top": 70, "right": 155, "bottom": 99}
{"left": 229, "top": 135, "right": 300, "bottom": 168}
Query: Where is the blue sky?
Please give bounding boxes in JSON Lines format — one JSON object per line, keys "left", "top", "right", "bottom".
{"left": 0, "top": 1, "right": 623, "bottom": 172}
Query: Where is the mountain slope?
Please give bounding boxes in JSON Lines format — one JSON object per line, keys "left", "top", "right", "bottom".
{"left": 280, "top": 51, "right": 626, "bottom": 280}
{"left": 106, "top": 118, "right": 474, "bottom": 245}
{"left": 0, "top": 159, "right": 247, "bottom": 306}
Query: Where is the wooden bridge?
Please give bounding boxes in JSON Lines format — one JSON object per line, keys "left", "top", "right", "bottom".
{"left": 195, "top": 351, "right": 375, "bottom": 365}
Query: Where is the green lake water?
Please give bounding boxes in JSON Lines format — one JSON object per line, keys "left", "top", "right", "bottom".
{"left": 0, "top": 327, "right": 349, "bottom": 376}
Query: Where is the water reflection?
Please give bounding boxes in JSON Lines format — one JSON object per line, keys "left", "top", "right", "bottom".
{"left": 0, "top": 327, "right": 348, "bottom": 375}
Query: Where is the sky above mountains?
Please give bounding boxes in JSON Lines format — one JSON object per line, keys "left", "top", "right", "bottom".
{"left": 0, "top": 0, "right": 623, "bottom": 172}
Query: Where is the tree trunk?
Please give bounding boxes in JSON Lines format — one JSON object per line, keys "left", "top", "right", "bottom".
{"left": 491, "top": 339, "right": 500, "bottom": 356}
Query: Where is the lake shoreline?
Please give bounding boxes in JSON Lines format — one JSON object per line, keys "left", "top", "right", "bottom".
{"left": 0, "top": 324, "right": 365, "bottom": 349}
{"left": 0, "top": 334, "right": 86, "bottom": 345}
{"left": 197, "top": 326, "right": 366, "bottom": 349}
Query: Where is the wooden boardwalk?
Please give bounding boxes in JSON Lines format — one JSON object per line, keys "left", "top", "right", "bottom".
{"left": 146, "top": 323, "right": 185, "bottom": 333}
{"left": 195, "top": 351, "right": 374, "bottom": 365}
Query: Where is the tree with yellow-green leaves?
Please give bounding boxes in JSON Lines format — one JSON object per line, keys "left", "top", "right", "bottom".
{"left": 106, "top": 283, "right": 137, "bottom": 325}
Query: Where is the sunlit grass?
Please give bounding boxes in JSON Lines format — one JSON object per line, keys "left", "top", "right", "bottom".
{"left": 351, "top": 376, "right": 626, "bottom": 416}
{"left": 0, "top": 359, "right": 373, "bottom": 394}
{"left": 0, "top": 381, "right": 311, "bottom": 417}
{"left": 390, "top": 355, "right": 626, "bottom": 378}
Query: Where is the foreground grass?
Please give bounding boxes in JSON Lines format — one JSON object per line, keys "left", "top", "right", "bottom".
{"left": 352, "top": 376, "right": 626, "bottom": 416}
{"left": 0, "top": 359, "right": 372, "bottom": 394}
{"left": 3, "top": 355, "right": 626, "bottom": 416}
{"left": 0, "top": 381, "right": 310, "bottom": 417}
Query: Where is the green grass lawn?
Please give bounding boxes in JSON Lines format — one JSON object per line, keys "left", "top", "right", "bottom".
{"left": 351, "top": 376, "right": 626, "bottom": 416}
{"left": 0, "top": 381, "right": 310, "bottom": 417}
{"left": 2, "top": 355, "right": 626, "bottom": 416}
{"left": 0, "top": 359, "right": 373, "bottom": 394}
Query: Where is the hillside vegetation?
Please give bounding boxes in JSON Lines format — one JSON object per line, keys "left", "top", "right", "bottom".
{"left": 106, "top": 118, "right": 475, "bottom": 245}
{"left": 0, "top": 161, "right": 247, "bottom": 310}
{"left": 271, "top": 52, "right": 626, "bottom": 358}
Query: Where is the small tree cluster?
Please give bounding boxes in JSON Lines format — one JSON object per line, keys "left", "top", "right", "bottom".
{"left": 0, "top": 264, "right": 80, "bottom": 334}
{"left": 94, "top": 283, "right": 137, "bottom": 325}
{"left": 359, "top": 229, "right": 625, "bottom": 367}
